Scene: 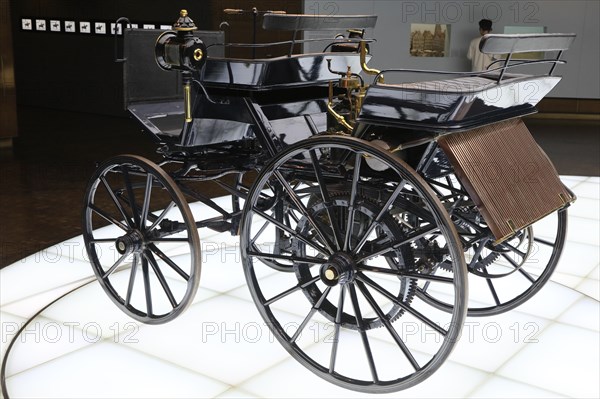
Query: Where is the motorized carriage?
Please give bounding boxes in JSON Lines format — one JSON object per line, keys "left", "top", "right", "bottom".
{"left": 82, "top": 10, "right": 576, "bottom": 393}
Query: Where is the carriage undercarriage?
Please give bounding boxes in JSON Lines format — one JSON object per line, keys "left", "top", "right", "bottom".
{"left": 81, "top": 10, "right": 575, "bottom": 393}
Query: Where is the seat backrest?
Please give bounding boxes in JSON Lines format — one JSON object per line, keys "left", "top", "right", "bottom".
{"left": 479, "top": 33, "right": 575, "bottom": 55}
{"left": 480, "top": 33, "right": 576, "bottom": 81}
{"left": 262, "top": 13, "right": 377, "bottom": 31}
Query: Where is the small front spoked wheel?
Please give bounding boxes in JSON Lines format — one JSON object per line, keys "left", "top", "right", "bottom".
{"left": 240, "top": 136, "right": 468, "bottom": 393}
{"left": 83, "top": 155, "right": 201, "bottom": 324}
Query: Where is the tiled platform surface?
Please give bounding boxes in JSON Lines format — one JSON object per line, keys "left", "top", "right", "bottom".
{"left": 1, "top": 176, "right": 598, "bottom": 398}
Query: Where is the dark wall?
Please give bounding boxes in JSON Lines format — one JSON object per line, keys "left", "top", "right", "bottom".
{"left": 210, "top": 0, "right": 304, "bottom": 59}
{"left": 10, "top": 0, "right": 302, "bottom": 116}
{"left": 9, "top": 1, "right": 214, "bottom": 116}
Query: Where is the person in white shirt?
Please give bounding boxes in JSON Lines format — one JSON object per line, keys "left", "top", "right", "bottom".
{"left": 467, "top": 19, "right": 493, "bottom": 71}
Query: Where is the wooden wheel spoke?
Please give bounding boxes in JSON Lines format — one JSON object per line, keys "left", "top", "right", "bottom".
{"left": 125, "top": 254, "right": 139, "bottom": 306}
{"left": 145, "top": 251, "right": 178, "bottom": 308}
{"left": 356, "top": 280, "right": 420, "bottom": 371}
{"left": 348, "top": 284, "right": 379, "bottom": 383}
{"left": 148, "top": 201, "right": 176, "bottom": 231}
{"left": 100, "top": 176, "right": 134, "bottom": 228}
{"left": 309, "top": 149, "right": 343, "bottom": 251}
{"left": 121, "top": 166, "right": 141, "bottom": 227}
{"left": 358, "top": 273, "right": 448, "bottom": 336}
{"left": 485, "top": 271, "right": 501, "bottom": 306}
{"left": 252, "top": 206, "right": 329, "bottom": 257}
{"left": 141, "top": 256, "right": 153, "bottom": 316}
{"left": 329, "top": 285, "right": 345, "bottom": 374}
{"left": 343, "top": 154, "right": 362, "bottom": 252}
{"left": 356, "top": 224, "right": 440, "bottom": 264}
{"left": 263, "top": 276, "right": 320, "bottom": 306}
{"left": 290, "top": 287, "right": 331, "bottom": 343}
{"left": 273, "top": 171, "right": 336, "bottom": 253}
{"left": 352, "top": 181, "right": 406, "bottom": 255}
{"left": 247, "top": 250, "right": 326, "bottom": 266}
{"left": 89, "top": 204, "right": 129, "bottom": 231}
{"left": 148, "top": 243, "right": 190, "bottom": 281}
{"left": 140, "top": 174, "right": 154, "bottom": 229}
{"left": 101, "top": 252, "right": 129, "bottom": 279}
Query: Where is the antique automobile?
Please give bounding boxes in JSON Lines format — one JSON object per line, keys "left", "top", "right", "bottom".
{"left": 81, "top": 10, "right": 576, "bottom": 393}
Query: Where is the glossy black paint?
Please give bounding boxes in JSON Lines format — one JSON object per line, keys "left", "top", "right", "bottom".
{"left": 181, "top": 93, "right": 329, "bottom": 149}
{"left": 358, "top": 75, "right": 561, "bottom": 134}
{"left": 199, "top": 53, "right": 364, "bottom": 90}
{"left": 128, "top": 84, "right": 332, "bottom": 150}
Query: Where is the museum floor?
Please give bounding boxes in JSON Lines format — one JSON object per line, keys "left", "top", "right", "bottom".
{"left": 0, "top": 107, "right": 599, "bottom": 398}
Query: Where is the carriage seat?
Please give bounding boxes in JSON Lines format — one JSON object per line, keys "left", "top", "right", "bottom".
{"left": 358, "top": 33, "right": 576, "bottom": 133}
{"left": 199, "top": 13, "right": 378, "bottom": 90}
{"left": 358, "top": 73, "right": 562, "bottom": 133}
{"left": 381, "top": 73, "right": 527, "bottom": 93}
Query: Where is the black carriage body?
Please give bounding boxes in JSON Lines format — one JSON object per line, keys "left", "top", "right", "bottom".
{"left": 183, "top": 52, "right": 366, "bottom": 149}
{"left": 357, "top": 74, "right": 561, "bottom": 134}
{"left": 126, "top": 41, "right": 368, "bottom": 172}
{"left": 120, "top": 17, "right": 577, "bottom": 251}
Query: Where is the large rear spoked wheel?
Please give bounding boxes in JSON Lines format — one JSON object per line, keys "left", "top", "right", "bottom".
{"left": 240, "top": 136, "right": 468, "bottom": 393}
{"left": 83, "top": 155, "right": 201, "bottom": 324}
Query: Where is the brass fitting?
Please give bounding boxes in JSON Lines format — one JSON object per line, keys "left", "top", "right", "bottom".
{"left": 174, "top": 9, "right": 198, "bottom": 31}
{"left": 184, "top": 81, "right": 192, "bottom": 122}
{"left": 327, "top": 81, "right": 353, "bottom": 132}
{"left": 339, "top": 66, "right": 360, "bottom": 89}
{"left": 352, "top": 87, "right": 367, "bottom": 120}
{"left": 359, "top": 41, "right": 383, "bottom": 83}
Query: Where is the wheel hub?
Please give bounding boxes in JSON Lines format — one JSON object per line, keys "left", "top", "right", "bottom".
{"left": 115, "top": 230, "right": 145, "bottom": 256}
{"left": 319, "top": 252, "right": 356, "bottom": 286}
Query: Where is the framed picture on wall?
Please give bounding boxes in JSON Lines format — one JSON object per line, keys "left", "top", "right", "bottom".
{"left": 410, "top": 24, "right": 451, "bottom": 57}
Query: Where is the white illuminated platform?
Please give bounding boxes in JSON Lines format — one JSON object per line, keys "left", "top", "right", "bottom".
{"left": 1, "top": 176, "right": 598, "bottom": 398}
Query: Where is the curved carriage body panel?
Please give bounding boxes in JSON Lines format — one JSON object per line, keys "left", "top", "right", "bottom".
{"left": 200, "top": 53, "right": 366, "bottom": 90}
{"left": 358, "top": 75, "right": 561, "bottom": 133}
{"left": 180, "top": 53, "right": 368, "bottom": 148}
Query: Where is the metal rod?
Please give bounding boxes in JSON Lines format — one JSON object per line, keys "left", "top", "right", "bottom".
{"left": 549, "top": 50, "right": 563, "bottom": 75}
{"left": 252, "top": 7, "right": 257, "bottom": 59}
{"left": 359, "top": 41, "right": 383, "bottom": 83}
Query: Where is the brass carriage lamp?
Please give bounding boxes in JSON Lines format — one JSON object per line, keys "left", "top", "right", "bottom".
{"left": 155, "top": 10, "right": 207, "bottom": 122}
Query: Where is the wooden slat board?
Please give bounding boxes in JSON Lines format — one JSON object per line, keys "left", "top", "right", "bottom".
{"left": 438, "top": 118, "right": 574, "bottom": 242}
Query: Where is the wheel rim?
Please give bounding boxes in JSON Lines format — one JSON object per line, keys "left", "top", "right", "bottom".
{"left": 240, "top": 136, "right": 467, "bottom": 393}
{"left": 83, "top": 155, "right": 201, "bottom": 324}
{"left": 420, "top": 150, "right": 567, "bottom": 316}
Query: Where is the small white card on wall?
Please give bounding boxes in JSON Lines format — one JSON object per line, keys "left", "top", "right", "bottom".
{"left": 35, "top": 19, "right": 46, "bottom": 31}
{"left": 95, "top": 22, "right": 106, "bottom": 34}
{"left": 21, "top": 19, "right": 32, "bottom": 30}
{"left": 65, "top": 21, "right": 76, "bottom": 32}
{"left": 50, "top": 20, "right": 61, "bottom": 32}
{"left": 80, "top": 21, "right": 91, "bottom": 33}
